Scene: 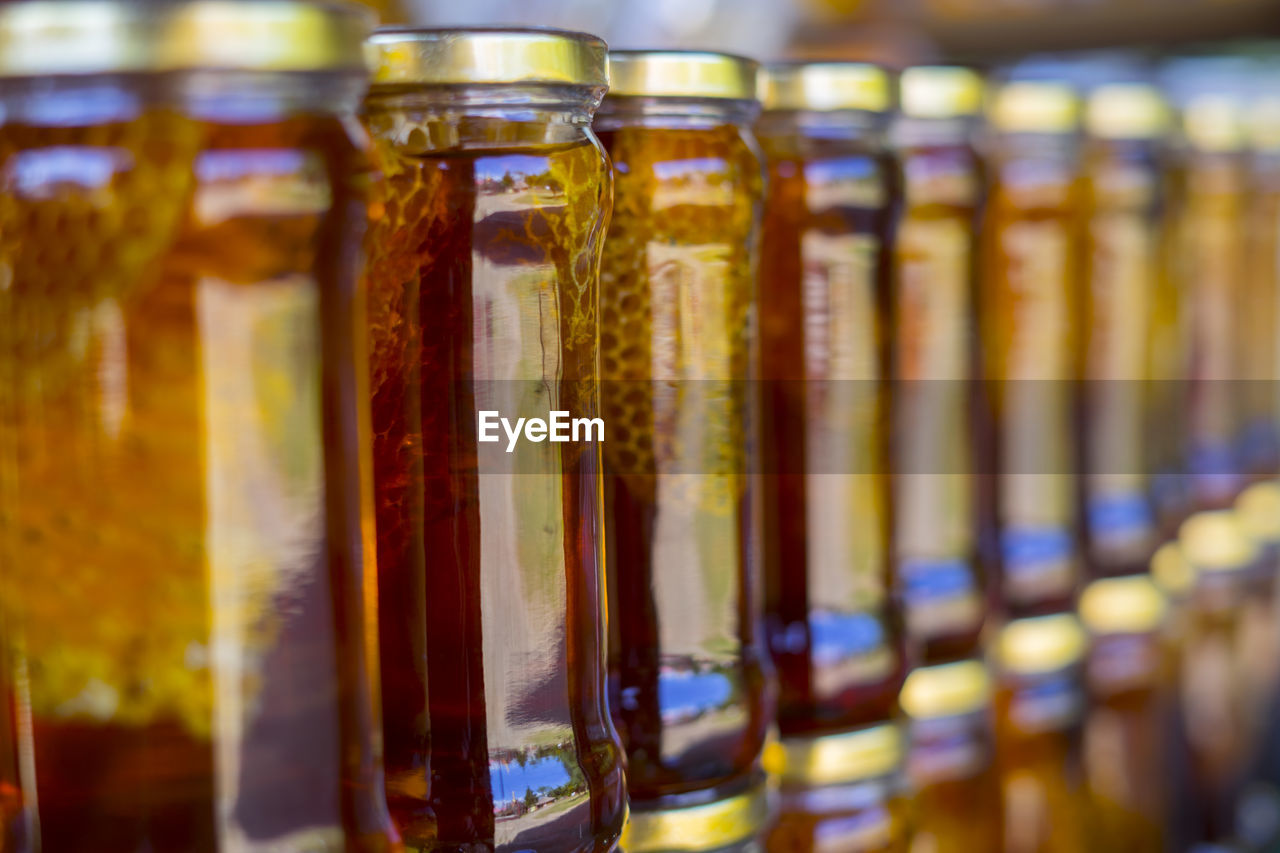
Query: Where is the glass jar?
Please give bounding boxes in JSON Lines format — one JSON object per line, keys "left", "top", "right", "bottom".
{"left": 765, "top": 723, "right": 909, "bottom": 853}
{"left": 1178, "top": 96, "right": 1249, "bottom": 511}
{"left": 754, "top": 62, "right": 905, "bottom": 741}
{"left": 0, "top": 2, "right": 397, "bottom": 850}
{"left": 980, "top": 81, "right": 1083, "bottom": 618}
{"left": 1079, "top": 84, "right": 1167, "bottom": 579}
{"left": 891, "top": 66, "right": 988, "bottom": 665}
{"left": 1233, "top": 483, "right": 1280, "bottom": 759}
{"left": 900, "top": 660, "right": 1003, "bottom": 853}
{"left": 361, "top": 29, "right": 625, "bottom": 852}
{"left": 993, "top": 614, "right": 1093, "bottom": 853}
{"left": 593, "top": 51, "right": 772, "bottom": 851}
{"left": 1079, "top": 575, "right": 1174, "bottom": 853}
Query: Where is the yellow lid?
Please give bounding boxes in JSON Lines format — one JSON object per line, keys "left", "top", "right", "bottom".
{"left": 606, "top": 50, "right": 758, "bottom": 101}
{"left": 989, "top": 80, "right": 1080, "bottom": 134}
{"left": 1086, "top": 83, "right": 1169, "bottom": 140}
{"left": 621, "top": 780, "right": 772, "bottom": 853}
{"left": 1183, "top": 94, "right": 1246, "bottom": 153}
{"left": 1179, "top": 510, "right": 1259, "bottom": 572}
{"left": 900, "top": 660, "right": 991, "bottom": 720}
{"left": 1079, "top": 575, "right": 1168, "bottom": 635}
{"left": 901, "top": 65, "right": 984, "bottom": 119}
{"left": 758, "top": 62, "right": 892, "bottom": 113}
{"left": 1250, "top": 96, "right": 1280, "bottom": 152}
{"left": 367, "top": 27, "right": 607, "bottom": 88}
{"left": 0, "top": 0, "right": 371, "bottom": 77}
{"left": 997, "top": 614, "right": 1087, "bottom": 675}
{"left": 1237, "top": 481, "right": 1280, "bottom": 544}
{"left": 1151, "top": 540, "right": 1196, "bottom": 597}
{"left": 771, "top": 722, "right": 902, "bottom": 786}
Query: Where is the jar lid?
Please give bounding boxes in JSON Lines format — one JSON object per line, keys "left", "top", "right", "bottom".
{"left": 367, "top": 26, "right": 608, "bottom": 88}
{"left": 1236, "top": 481, "right": 1280, "bottom": 543}
{"left": 989, "top": 80, "right": 1080, "bottom": 134}
{"left": 1079, "top": 575, "right": 1168, "bottom": 635}
{"left": 1179, "top": 510, "right": 1259, "bottom": 572}
{"left": 1250, "top": 96, "right": 1280, "bottom": 152}
{"left": 770, "top": 722, "right": 902, "bottom": 786}
{"left": 758, "top": 62, "right": 892, "bottom": 113}
{"left": 1086, "top": 83, "right": 1169, "bottom": 140}
{"left": 996, "top": 614, "right": 1087, "bottom": 675}
{"left": 900, "top": 659, "right": 991, "bottom": 720}
{"left": 1183, "top": 94, "right": 1246, "bottom": 153}
{"left": 606, "top": 50, "right": 758, "bottom": 101}
{"left": 0, "top": 0, "right": 372, "bottom": 77}
{"left": 1151, "top": 540, "right": 1195, "bottom": 597}
{"left": 621, "top": 778, "right": 771, "bottom": 853}
{"left": 901, "top": 65, "right": 983, "bottom": 119}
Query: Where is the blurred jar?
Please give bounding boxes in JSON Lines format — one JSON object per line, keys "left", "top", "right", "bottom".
{"left": 765, "top": 722, "right": 909, "bottom": 853}
{"left": 0, "top": 2, "right": 398, "bottom": 850}
{"left": 593, "top": 52, "right": 773, "bottom": 852}
{"left": 1078, "top": 84, "right": 1167, "bottom": 579}
{"left": 1177, "top": 96, "right": 1249, "bottom": 511}
{"left": 1232, "top": 484, "right": 1280, "bottom": 776}
{"left": 993, "top": 614, "right": 1093, "bottom": 853}
{"left": 1079, "top": 574, "right": 1174, "bottom": 853}
{"left": 1178, "top": 511, "right": 1263, "bottom": 843}
{"left": 980, "top": 81, "right": 1083, "bottom": 618}
{"left": 362, "top": 29, "right": 626, "bottom": 851}
{"left": 754, "top": 61, "right": 906, "bottom": 741}
{"left": 900, "top": 660, "right": 1003, "bottom": 852}
{"left": 1239, "top": 97, "right": 1280, "bottom": 482}
{"left": 891, "top": 66, "right": 988, "bottom": 664}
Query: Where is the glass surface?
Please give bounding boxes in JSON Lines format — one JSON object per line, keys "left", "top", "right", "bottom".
{"left": 755, "top": 109, "right": 907, "bottom": 736}
{"left": 906, "top": 705, "right": 1003, "bottom": 852}
{"left": 362, "top": 85, "right": 626, "bottom": 851}
{"left": 595, "top": 96, "right": 772, "bottom": 809}
{"left": 979, "top": 130, "right": 1082, "bottom": 618}
{"left": 0, "top": 72, "right": 396, "bottom": 851}
{"left": 1239, "top": 147, "right": 1280, "bottom": 480}
{"left": 766, "top": 777, "right": 909, "bottom": 853}
{"left": 892, "top": 116, "right": 987, "bottom": 664}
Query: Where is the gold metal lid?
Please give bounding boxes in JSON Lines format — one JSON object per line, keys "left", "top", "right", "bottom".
{"left": 1086, "top": 83, "right": 1169, "bottom": 140}
{"left": 997, "top": 614, "right": 1087, "bottom": 676}
{"left": 366, "top": 26, "right": 608, "bottom": 88}
{"left": 0, "top": 0, "right": 372, "bottom": 77}
{"left": 771, "top": 722, "right": 902, "bottom": 787}
{"left": 1250, "top": 96, "right": 1280, "bottom": 152}
{"left": 1183, "top": 94, "right": 1246, "bottom": 153}
{"left": 900, "top": 65, "right": 984, "bottom": 119}
{"left": 621, "top": 779, "right": 772, "bottom": 853}
{"left": 1079, "top": 575, "right": 1168, "bottom": 635}
{"left": 1179, "top": 510, "right": 1259, "bottom": 572}
{"left": 1151, "top": 541, "right": 1195, "bottom": 597}
{"left": 989, "top": 80, "right": 1080, "bottom": 134}
{"left": 758, "top": 62, "right": 892, "bottom": 113}
{"left": 900, "top": 660, "right": 991, "bottom": 720}
{"left": 1237, "top": 481, "right": 1280, "bottom": 543}
{"left": 606, "top": 50, "right": 758, "bottom": 101}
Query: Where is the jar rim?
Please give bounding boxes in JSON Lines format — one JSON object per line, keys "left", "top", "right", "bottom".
{"left": 366, "top": 26, "right": 608, "bottom": 89}
{"left": 0, "top": 0, "right": 372, "bottom": 78}
{"left": 759, "top": 61, "right": 893, "bottom": 114}
{"left": 606, "top": 50, "right": 758, "bottom": 102}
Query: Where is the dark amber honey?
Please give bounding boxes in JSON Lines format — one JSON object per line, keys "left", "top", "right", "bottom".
{"left": 0, "top": 57, "right": 395, "bottom": 853}
{"left": 361, "top": 29, "right": 625, "bottom": 851}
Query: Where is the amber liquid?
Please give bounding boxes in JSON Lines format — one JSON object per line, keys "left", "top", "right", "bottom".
{"left": 1239, "top": 149, "right": 1280, "bottom": 479}
{"left": 363, "top": 120, "right": 625, "bottom": 851}
{"left": 595, "top": 115, "right": 772, "bottom": 807}
{"left": 767, "top": 780, "right": 909, "bottom": 853}
{"left": 979, "top": 133, "right": 1082, "bottom": 617}
{"left": 892, "top": 131, "right": 988, "bottom": 664}
{"left": 0, "top": 80, "right": 394, "bottom": 851}
{"left": 755, "top": 118, "right": 906, "bottom": 736}
{"left": 907, "top": 707, "right": 1004, "bottom": 853}
{"left": 1079, "top": 138, "right": 1162, "bottom": 578}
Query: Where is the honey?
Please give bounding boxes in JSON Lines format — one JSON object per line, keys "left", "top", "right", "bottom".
{"left": 594, "top": 51, "right": 773, "bottom": 850}
{"left": 0, "top": 2, "right": 397, "bottom": 850}
{"left": 362, "top": 29, "right": 625, "bottom": 852}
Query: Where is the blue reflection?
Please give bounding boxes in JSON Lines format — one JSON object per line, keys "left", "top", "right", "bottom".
{"left": 195, "top": 149, "right": 314, "bottom": 182}
{"left": 652, "top": 157, "right": 728, "bottom": 181}
{"left": 658, "top": 665, "right": 735, "bottom": 724}
{"left": 9, "top": 146, "right": 132, "bottom": 197}
{"left": 804, "top": 157, "right": 876, "bottom": 186}
{"left": 1002, "top": 527, "right": 1071, "bottom": 569}
{"left": 475, "top": 154, "right": 550, "bottom": 188}
{"left": 809, "top": 610, "right": 885, "bottom": 667}
{"left": 489, "top": 752, "right": 574, "bottom": 805}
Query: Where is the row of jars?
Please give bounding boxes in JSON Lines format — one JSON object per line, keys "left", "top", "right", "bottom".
{"left": 3, "top": 1, "right": 1280, "bottom": 852}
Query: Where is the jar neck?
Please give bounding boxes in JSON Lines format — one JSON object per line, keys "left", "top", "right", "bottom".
{"left": 755, "top": 108, "right": 888, "bottom": 145}
{"left": 0, "top": 71, "right": 366, "bottom": 125}
{"left": 595, "top": 95, "right": 758, "bottom": 130}
{"left": 892, "top": 115, "right": 977, "bottom": 150}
